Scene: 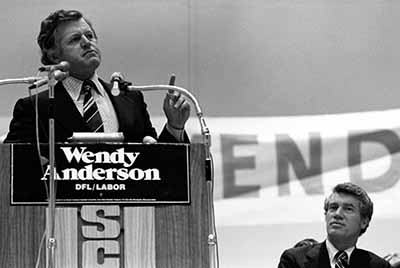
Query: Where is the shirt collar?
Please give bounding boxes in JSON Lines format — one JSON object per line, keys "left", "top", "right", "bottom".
{"left": 326, "top": 239, "right": 355, "bottom": 265}
{"left": 62, "top": 73, "right": 104, "bottom": 101}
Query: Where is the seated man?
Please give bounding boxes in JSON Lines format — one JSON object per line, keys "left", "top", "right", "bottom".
{"left": 4, "top": 9, "right": 190, "bottom": 144}
{"left": 278, "top": 182, "right": 391, "bottom": 268}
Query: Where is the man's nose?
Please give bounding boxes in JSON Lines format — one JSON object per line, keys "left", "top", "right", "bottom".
{"left": 80, "top": 36, "right": 91, "bottom": 47}
{"left": 332, "top": 207, "right": 344, "bottom": 218}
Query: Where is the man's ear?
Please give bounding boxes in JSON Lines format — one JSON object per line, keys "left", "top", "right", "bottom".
{"left": 360, "top": 217, "right": 369, "bottom": 230}
{"left": 47, "top": 48, "right": 61, "bottom": 64}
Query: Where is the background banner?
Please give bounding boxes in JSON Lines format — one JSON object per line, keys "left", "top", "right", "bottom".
{"left": 156, "top": 109, "right": 400, "bottom": 267}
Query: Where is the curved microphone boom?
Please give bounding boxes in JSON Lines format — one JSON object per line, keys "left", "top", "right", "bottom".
{"left": 108, "top": 73, "right": 209, "bottom": 138}
{"left": 127, "top": 83, "right": 210, "bottom": 142}
{"left": 126, "top": 80, "right": 218, "bottom": 268}
{"left": 108, "top": 73, "right": 218, "bottom": 267}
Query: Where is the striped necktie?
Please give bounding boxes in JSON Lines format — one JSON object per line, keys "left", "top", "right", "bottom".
{"left": 334, "top": 251, "right": 349, "bottom": 268}
{"left": 81, "top": 80, "right": 104, "bottom": 132}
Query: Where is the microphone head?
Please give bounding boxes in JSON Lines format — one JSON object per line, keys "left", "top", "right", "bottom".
{"left": 57, "top": 61, "right": 70, "bottom": 72}
{"left": 38, "top": 61, "right": 70, "bottom": 72}
{"left": 53, "top": 70, "right": 69, "bottom": 81}
{"left": 111, "top": 72, "right": 123, "bottom": 82}
{"left": 111, "top": 87, "right": 120, "bottom": 96}
{"left": 111, "top": 72, "right": 123, "bottom": 96}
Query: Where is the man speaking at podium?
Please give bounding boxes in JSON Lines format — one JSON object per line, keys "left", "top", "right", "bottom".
{"left": 4, "top": 9, "right": 190, "bottom": 144}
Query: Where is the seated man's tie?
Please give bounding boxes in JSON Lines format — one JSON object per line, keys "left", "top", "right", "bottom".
{"left": 334, "top": 251, "right": 349, "bottom": 268}
{"left": 81, "top": 80, "right": 104, "bottom": 132}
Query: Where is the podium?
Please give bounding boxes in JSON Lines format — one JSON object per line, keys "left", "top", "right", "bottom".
{"left": 0, "top": 143, "right": 209, "bottom": 267}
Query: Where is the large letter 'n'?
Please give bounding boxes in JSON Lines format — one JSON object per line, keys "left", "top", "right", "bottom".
{"left": 276, "top": 133, "right": 323, "bottom": 196}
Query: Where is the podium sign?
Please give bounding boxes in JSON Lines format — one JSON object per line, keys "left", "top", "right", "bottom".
{"left": 11, "top": 143, "right": 190, "bottom": 205}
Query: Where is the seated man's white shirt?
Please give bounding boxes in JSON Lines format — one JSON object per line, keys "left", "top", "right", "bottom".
{"left": 326, "top": 239, "right": 355, "bottom": 268}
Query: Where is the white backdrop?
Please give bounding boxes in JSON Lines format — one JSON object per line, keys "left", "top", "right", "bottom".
{"left": 153, "top": 110, "right": 400, "bottom": 267}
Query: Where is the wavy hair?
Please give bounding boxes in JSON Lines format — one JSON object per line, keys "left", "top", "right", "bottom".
{"left": 37, "top": 9, "right": 96, "bottom": 65}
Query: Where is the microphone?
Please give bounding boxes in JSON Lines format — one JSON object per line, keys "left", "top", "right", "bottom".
{"left": 52, "top": 70, "right": 69, "bottom": 81}
{"left": 29, "top": 78, "right": 47, "bottom": 89}
{"left": 38, "top": 61, "right": 70, "bottom": 72}
{"left": 110, "top": 72, "right": 123, "bottom": 96}
{"left": 0, "top": 76, "right": 45, "bottom": 86}
{"left": 29, "top": 70, "right": 69, "bottom": 89}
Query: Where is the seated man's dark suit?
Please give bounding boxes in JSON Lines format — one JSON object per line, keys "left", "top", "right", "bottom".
{"left": 4, "top": 79, "right": 189, "bottom": 143}
{"left": 278, "top": 241, "right": 391, "bottom": 268}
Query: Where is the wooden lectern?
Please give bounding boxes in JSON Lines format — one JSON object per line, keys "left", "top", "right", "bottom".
{"left": 0, "top": 143, "right": 209, "bottom": 268}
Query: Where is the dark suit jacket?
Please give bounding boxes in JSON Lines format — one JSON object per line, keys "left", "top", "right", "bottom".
{"left": 4, "top": 79, "right": 189, "bottom": 143}
{"left": 278, "top": 241, "right": 391, "bottom": 268}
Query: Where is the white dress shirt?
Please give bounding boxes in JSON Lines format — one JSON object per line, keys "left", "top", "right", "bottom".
{"left": 62, "top": 74, "right": 184, "bottom": 141}
{"left": 326, "top": 239, "right": 355, "bottom": 268}
{"left": 62, "top": 74, "right": 119, "bottom": 133}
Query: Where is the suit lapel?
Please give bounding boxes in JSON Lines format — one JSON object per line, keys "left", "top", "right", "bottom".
{"left": 99, "top": 79, "right": 137, "bottom": 133}
{"left": 305, "top": 242, "right": 331, "bottom": 268}
{"left": 54, "top": 82, "right": 88, "bottom": 134}
{"left": 349, "top": 248, "right": 369, "bottom": 268}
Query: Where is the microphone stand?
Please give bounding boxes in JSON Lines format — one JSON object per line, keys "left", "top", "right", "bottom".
{"left": 0, "top": 74, "right": 57, "bottom": 267}
{"left": 46, "top": 70, "right": 57, "bottom": 268}
{"left": 127, "top": 84, "right": 218, "bottom": 268}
